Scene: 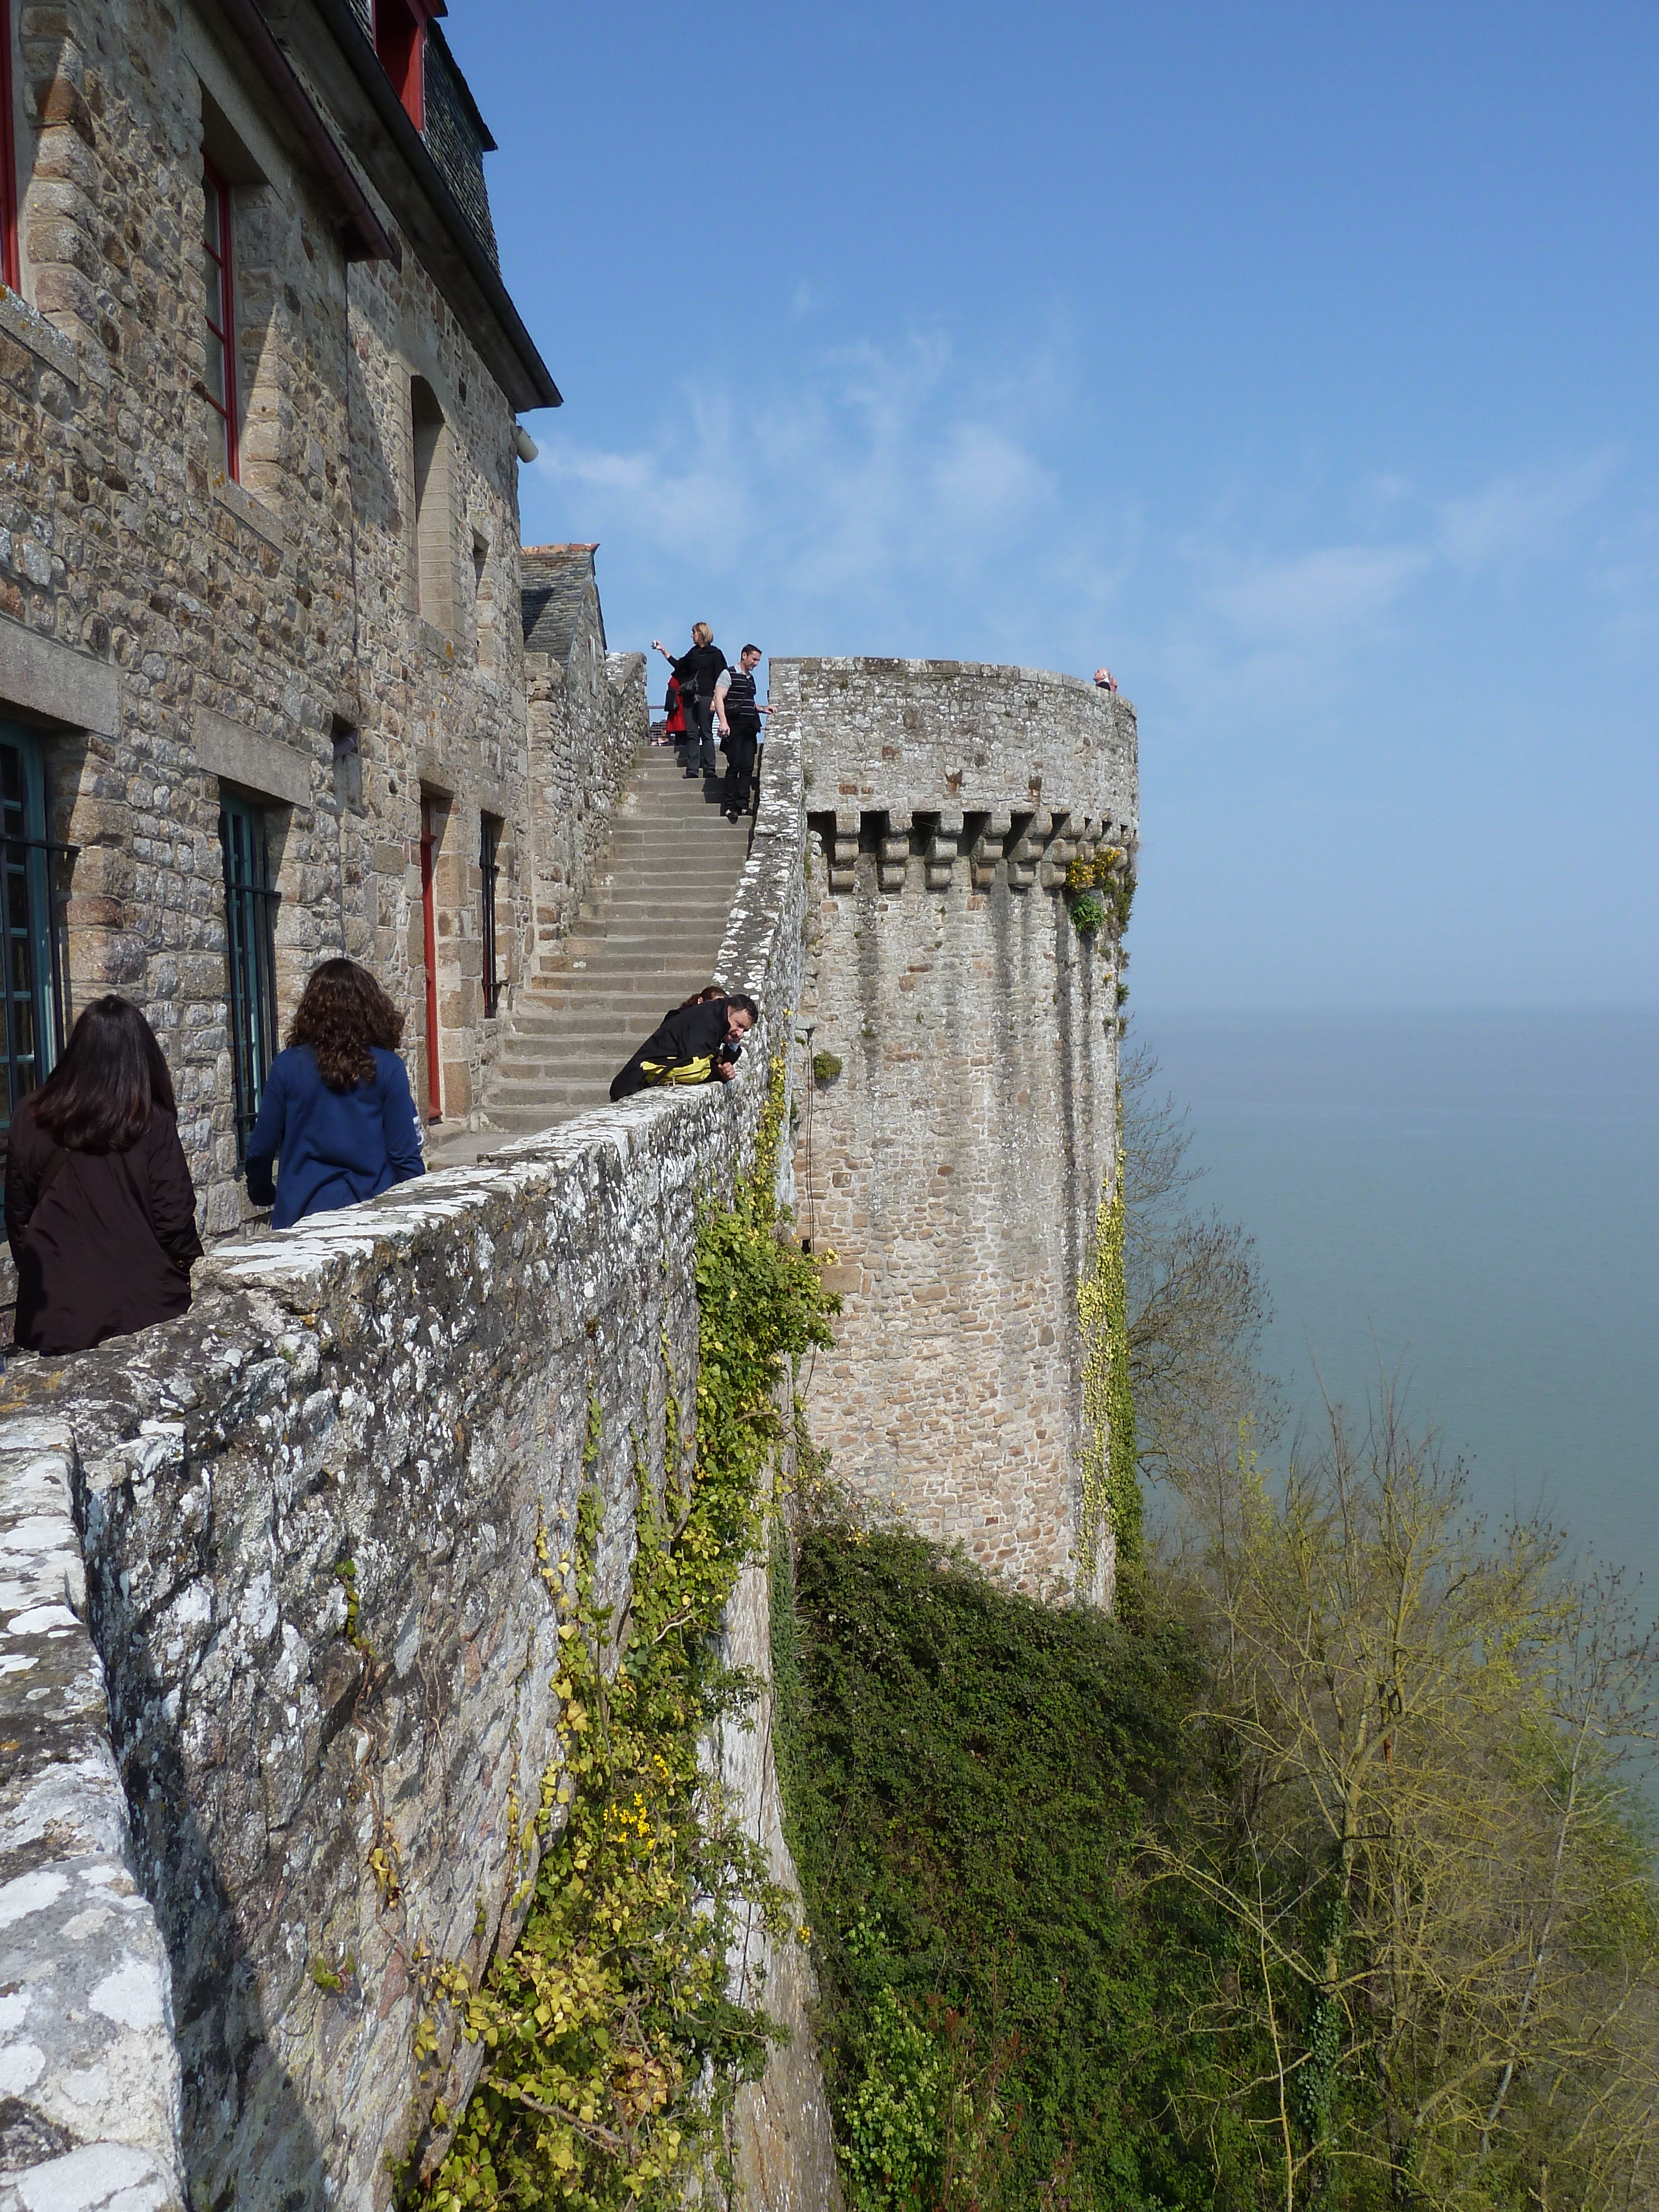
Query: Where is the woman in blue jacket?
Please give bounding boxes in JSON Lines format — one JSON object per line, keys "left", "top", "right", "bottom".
{"left": 246, "top": 959, "right": 425, "bottom": 1228}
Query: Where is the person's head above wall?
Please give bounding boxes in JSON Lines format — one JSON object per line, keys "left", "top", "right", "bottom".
{"left": 32, "top": 996, "right": 176, "bottom": 1154}
{"left": 289, "top": 959, "right": 405, "bottom": 1092}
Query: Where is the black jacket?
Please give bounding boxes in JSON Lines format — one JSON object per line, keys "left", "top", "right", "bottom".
{"left": 670, "top": 643, "right": 727, "bottom": 702}
{"left": 610, "top": 999, "right": 734, "bottom": 1101}
{"left": 5, "top": 1097, "right": 204, "bottom": 1354}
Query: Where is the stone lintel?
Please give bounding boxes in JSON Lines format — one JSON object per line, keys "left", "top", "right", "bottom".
{"left": 0, "top": 616, "right": 121, "bottom": 737}
{"left": 196, "top": 709, "right": 314, "bottom": 808}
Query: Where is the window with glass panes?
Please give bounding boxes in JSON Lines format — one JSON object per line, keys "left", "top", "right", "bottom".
{"left": 218, "top": 795, "right": 278, "bottom": 1164}
{"left": 0, "top": 724, "right": 71, "bottom": 1135}
{"left": 202, "top": 155, "right": 238, "bottom": 481}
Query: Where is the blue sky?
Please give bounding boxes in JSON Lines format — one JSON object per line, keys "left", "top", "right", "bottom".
{"left": 447, "top": 1, "right": 1659, "bottom": 1011}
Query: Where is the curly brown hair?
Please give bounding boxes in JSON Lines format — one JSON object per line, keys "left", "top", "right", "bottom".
{"left": 289, "top": 959, "right": 405, "bottom": 1091}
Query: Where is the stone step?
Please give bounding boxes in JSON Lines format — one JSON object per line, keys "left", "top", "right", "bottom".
{"left": 534, "top": 941, "right": 729, "bottom": 973}
{"left": 507, "top": 1001, "right": 709, "bottom": 1038}
{"left": 475, "top": 732, "right": 750, "bottom": 1128}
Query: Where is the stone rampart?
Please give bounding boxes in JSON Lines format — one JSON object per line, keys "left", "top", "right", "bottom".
{"left": 780, "top": 656, "right": 1138, "bottom": 1598}
{"left": 0, "top": 730, "right": 831, "bottom": 2208}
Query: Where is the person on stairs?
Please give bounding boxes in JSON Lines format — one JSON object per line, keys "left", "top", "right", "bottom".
{"left": 4, "top": 994, "right": 204, "bottom": 1355}
{"left": 714, "top": 644, "right": 770, "bottom": 820}
{"left": 655, "top": 671, "right": 687, "bottom": 747}
{"left": 609, "top": 993, "right": 758, "bottom": 1102}
{"left": 651, "top": 624, "right": 727, "bottom": 780}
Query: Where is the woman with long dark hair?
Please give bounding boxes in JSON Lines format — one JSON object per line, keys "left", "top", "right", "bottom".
{"left": 245, "top": 958, "right": 424, "bottom": 1228}
{"left": 4, "top": 995, "right": 204, "bottom": 1354}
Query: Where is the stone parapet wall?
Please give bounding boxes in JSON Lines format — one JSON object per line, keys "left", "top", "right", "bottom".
{"left": 0, "top": 729, "right": 829, "bottom": 2208}
{"left": 776, "top": 655, "right": 1138, "bottom": 1598}
{"left": 0, "top": 1421, "right": 185, "bottom": 2210}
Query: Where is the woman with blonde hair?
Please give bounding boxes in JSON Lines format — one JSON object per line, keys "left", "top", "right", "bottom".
{"left": 245, "top": 959, "right": 424, "bottom": 1228}
{"left": 651, "top": 622, "right": 727, "bottom": 781}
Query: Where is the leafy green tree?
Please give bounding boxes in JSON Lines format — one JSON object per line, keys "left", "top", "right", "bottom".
{"left": 1157, "top": 1395, "right": 1659, "bottom": 2211}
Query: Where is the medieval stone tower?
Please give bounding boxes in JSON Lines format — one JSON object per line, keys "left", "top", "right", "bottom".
{"left": 775, "top": 657, "right": 1140, "bottom": 1603}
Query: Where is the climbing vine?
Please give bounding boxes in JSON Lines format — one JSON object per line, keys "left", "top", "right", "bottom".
{"left": 1078, "top": 1132, "right": 1141, "bottom": 1590}
{"left": 406, "top": 1057, "right": 839, "bottom": 2210}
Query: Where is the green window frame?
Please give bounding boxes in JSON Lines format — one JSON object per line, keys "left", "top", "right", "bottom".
{"left": 218, "top": 792, "right": 279, "bottom": 1165}
{"left": 0, "top": 721, "right": 72, "bottom": 1135}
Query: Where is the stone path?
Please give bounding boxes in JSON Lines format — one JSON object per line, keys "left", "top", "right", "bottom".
{"left": 433, "top": 745, "right": 754, "bottom": 1159}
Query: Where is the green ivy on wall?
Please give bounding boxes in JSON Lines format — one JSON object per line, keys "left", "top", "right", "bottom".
{"left": 407, "top": 1058, "right": 838, "bottom": 2210}
{"left": 1078, "top": 1136, "right": 1142, "bottom": 1589}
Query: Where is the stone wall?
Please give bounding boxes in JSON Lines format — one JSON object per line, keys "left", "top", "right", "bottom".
{"left": 0, "top": 721, "right": 832, "bottom": 2209}
{"left": 0, "top": 1419, "right": 185, "bottom": 2211}
{"left": 0, "top": 0, "right": 550, "bottom": 1221}
{"left": 779, "top": 656, "right": 1139, "bottom": 1598}
{"left": 520, "top": 546, "right": 649, "bottom": 982}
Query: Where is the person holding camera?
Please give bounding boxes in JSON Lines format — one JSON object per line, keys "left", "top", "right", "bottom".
{"left": 651, "top": 623, "right": 727, "bottom": 779}
{"left": 608, "top": 993, "right": 758, "bottom": 1101}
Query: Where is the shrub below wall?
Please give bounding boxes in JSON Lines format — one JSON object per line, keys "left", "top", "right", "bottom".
{"left": 773, "top": 1519, "right": 1222, "bottom": 2212}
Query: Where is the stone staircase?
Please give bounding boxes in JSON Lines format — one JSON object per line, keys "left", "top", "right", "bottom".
{"left": 477, "top": 747, "right": 753, "bottom": 1136}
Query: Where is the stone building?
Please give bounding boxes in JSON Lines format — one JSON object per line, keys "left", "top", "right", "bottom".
{"left": 0, "top": 0, "right": 562, "bottom": 1240}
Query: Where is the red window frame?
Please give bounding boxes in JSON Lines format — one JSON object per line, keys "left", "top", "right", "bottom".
{"left": 1, "top": 0, "right": 20, "bottom": 295}
{"left": 373, "top": 0, "right": 428, "bottom": 132}
{"left": 202, "top": 154, "right": 238, "bottom": 482}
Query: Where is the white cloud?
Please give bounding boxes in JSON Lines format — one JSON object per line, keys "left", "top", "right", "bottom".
{"left": 528, "top": 328, "right": 1624, "bottom": 716}
{"left": 531, "top": 333, "right": 1088, "bottom": 646}
{"left": 1215, "top": 542, "right": 1432, "bottom": 640}
{"left": 1434, "top": 453, "right": 1616, "bottom": 567}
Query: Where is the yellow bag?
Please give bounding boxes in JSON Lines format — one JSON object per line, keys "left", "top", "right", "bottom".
{"left": 640, "top": 1055, "right": 713, "bottom": 1087}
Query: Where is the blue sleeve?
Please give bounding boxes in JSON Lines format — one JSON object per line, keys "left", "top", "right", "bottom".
{"left": 244, "top": 1057, "right": 288, "bottom": 1205}
{"left": 380, "top": 1053, "right": 425, "bottom": 1186}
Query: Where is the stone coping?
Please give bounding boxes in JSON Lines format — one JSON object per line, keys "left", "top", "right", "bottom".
{"left": 0, "top": 1422, "right": 186, "bottom": 2210}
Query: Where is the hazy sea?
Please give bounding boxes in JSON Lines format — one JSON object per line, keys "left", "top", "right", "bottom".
{"left": 1134, "top": 1008, "right": 1659, "bottom": 1611}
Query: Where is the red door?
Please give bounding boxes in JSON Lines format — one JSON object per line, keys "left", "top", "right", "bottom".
{"left": 420, "top": 797, "right": 441, "bottom": 1121}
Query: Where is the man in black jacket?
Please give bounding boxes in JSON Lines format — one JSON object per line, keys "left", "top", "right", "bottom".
{"left": 609, "top": 993, "right": 759, "bottom": 1102}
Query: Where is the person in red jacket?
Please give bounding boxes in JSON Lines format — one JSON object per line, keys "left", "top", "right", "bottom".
{"left": 655, "top": 672, "right": 687, "bottom": 747}
{"left": 4, "top": 996, "right": 203, "bottom": 1355}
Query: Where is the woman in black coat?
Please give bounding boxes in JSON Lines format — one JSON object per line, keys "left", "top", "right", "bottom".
{"left": 5, "top": 995, "right": 204, "bottom": 1354}
{"left": 651, "top": 623, "right": 727, "bottom": 779}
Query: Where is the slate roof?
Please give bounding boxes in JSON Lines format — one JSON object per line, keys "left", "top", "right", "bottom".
{"left": 521, "top": 545, "right": 605, "bottom": 663}
{"left": 424, "top": 24, "right": 499, "bottom": 273}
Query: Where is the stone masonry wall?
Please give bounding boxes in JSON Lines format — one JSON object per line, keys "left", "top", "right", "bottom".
{"left": 523, "top": 634, "right": 648, "bottom": 982}
{"left": 1, "top": 0, "right": 542, "bottom": 1217}
{"left": 0, "top": 721, "right": 834, "bottom": 2209}
{"left": 779, "top": 656, "right": 1139, "bottom": 1598}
